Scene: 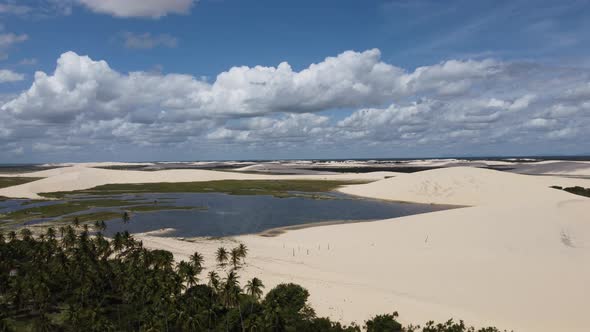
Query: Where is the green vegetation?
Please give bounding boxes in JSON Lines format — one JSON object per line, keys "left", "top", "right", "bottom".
{"left": 0, "top": 198, "right": 198, "bottom": 228}
{"left": 124, "top": 205, "right": 200, "bottom": 213}
{"left": 58, "top": 211, "right": 125, "bottom": 224}
{"left": 551, "top": 185, "right": 590, "bottom": 198}
{"left": 0, "top": 177, "right": 42, "bottom": 189}
{"left": 41, "top": 180, "right": 366, "bottom": 199}
{"left": 0, "top": 227, "right": 510, "bottom": 331}
{"left": 0, "top": 199, "right": 135, "bottom": 222}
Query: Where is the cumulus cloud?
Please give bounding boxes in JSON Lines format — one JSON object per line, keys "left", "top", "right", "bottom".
{"left": 2, "top": 49, "right": 503, "bottom": 121}
{"left": 121, "top": 32, "right": 178, "bottom": 49}
{"left": 77, "top": 0, "right": 197, "bottom": 18}
{"left": 1, "top": 48, "right": 589, "bottom": 160}
{"left": 0, "top": 69, "right": 24, "bottom": 83}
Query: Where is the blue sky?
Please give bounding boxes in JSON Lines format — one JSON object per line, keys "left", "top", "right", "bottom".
{"left": 0, "top": 0, "right": 589, "bottom": 162}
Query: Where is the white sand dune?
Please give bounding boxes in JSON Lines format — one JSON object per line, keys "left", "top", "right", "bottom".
{"left": 509, "top": 160, "right": 590, "bottom": 177}
{"left": 139, "top": 167, "right": 590, "bottom": 331}
{"left": 339, "top": 166, "right": 590, "bottom": 206}
{"left": 0, "top": 165, "right": 398, "bottom": 199}
{"left": 3, "top": 163, "right": 589, "bottom": 331}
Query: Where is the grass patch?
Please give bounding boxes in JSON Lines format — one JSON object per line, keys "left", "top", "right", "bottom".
{"left": 58, "top": 211, "right": 123, "bottom": 223}
{"left": 0, "top": 177, "right": 43, "bottom": 189}
{"left": 0, "top": 197, "right": 203, "bottom": 228}
{"left": 125, "top": 205, "right": 200, "bottom": 212}
{"left": 41, "top": 179, "right": 367, "bottom": 198}
{"left": 0, "top": 199, "right": 138, "bottom": 222}
{"left": 551, "top": 185, "right": 590, "bottom": 198}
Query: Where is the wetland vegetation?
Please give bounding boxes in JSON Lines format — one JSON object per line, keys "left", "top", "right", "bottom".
{"left": 39, "top": 180, "right": 367, "bottom": 199}
{"left": 0, "top": 177, "right": 43, "bottom": 189}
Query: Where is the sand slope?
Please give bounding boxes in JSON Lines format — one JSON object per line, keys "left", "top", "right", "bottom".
{"left": 137, "top": 167, "right": 590, "bottom": 331}
{"left": 339, "top": 166, "right": 590, "bottom": 206}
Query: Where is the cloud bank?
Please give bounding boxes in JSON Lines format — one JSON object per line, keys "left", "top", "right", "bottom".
{"left": 1, "top": 49, "right": 589, "bottom": 160}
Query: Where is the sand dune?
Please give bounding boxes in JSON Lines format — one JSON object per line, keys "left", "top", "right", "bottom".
{"left": 0, "top": 165, "right": 398, "bottom": 199}
{"left": 139, "top": 167, "right": 590, "bottom": 331}
{"left": 2, "top": 163, "right": 589, "bottom": 331}
{"left": 339, "top": 166, "right": 590, "bottom": 206}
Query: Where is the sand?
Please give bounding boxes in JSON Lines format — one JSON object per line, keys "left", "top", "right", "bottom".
{"left": 138, "top": 167, "right": 590, "bottom": 332}
{"left": 0, "top": 165, "right": 398, "bottom": 199}
{"left": 2, "top": 163, "right": 589, "bottom": 331}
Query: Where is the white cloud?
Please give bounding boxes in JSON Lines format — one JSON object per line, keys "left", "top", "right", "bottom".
{"left": 0, "top": 69, "right": 24, "bottom": 83}
{"left": 1, "top": 48, "right": 589, "bottom": 159}
{"left": 77, "top": 0, "right": 197, "bottom": 18}
{"left": 121, "top": 32, "right": 178, "bottom": 49}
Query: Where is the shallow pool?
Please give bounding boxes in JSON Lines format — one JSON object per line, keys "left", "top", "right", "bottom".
{"left": 1, "top": 192, "right": 456, "bottom": 237}
{"left": 101, "top": 192, "right": 454, "bottom": 237}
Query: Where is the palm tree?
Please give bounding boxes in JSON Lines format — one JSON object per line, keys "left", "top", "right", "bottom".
{"left": 223, "top": 270, "right": 240, "bottom": 307}
{"left": 7, "top": 230, "right": 16, "bottom": 242}
{"left": 216, "top": 247, "right": 228, "bottom": 268}
{"left": 245, "top": 277, "right": 264, "bottom": 300}
{"left": 208, "top": 271, "right": 220, "bottom": 291}
{"left": 223, "top": 270, "right": 245, "bottom": 331}
{"left": 178, "top": 261, "right": 198, "bottom": 288}
{"left": 94, "top": 220, "right": 107, "bottom": 232}
{"left": 46, "top": 227, "right": 56, "bottom": 240}
{"left": 72, "top": 216, "right": 80, "bottom": 228}
{"left": 19, "top": 228, "right": 33, "bottom": 241}
{"left": 112, "top": 232, "right": 124, "bottom": 253}
{"left": 230, "top": 247, "right": 242, "bottom": 270}
{"left": 62, "top": 226, "right": 77, "bottom": 248}
{"left": 58, "top": 226, "right": 66, "bottom": 238}
{"left": 237, "top": 243, "right": 248, "bottom": 262}
{"left": 190, "top": 251, "right": 204, "bottom": 271}
{"left": 122, "top": 211, "right": 130, "bottom": 224}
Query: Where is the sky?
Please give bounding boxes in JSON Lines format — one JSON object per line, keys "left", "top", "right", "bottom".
{"left": 0, "top": 0, "right": 589, "bottom": 162}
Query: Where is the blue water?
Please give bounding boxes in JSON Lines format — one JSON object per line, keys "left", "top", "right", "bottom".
{"left": 1, "top": 192, "right": 456, "bottom": 237}
{"left": 101, "top": 192, "right": 454, "bottom": 237}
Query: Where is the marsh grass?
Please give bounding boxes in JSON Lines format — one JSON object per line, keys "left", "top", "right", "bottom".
{"left": 0, "top": 177, "right": 43, "bottom": 189}
{"left": 1, "top": 198, "right": 198, "bottom": 225}
{"left": 40, "top": 179, "right": 367, "bottom": 198}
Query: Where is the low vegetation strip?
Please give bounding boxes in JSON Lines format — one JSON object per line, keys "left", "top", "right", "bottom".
{"left": 550, "top": 185, "right": 590, "bottom": 198}
{"left": 0, "top": 227, "right": 511, "bottom": 331}
{"left": 0, "top": 198, "right": 198, "bottom": 225}
{"left": 40, "top": 179, "right": 367, "bottom": 198}
{"left": 0, "top": 177, "right": 43, "bottom": 189}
